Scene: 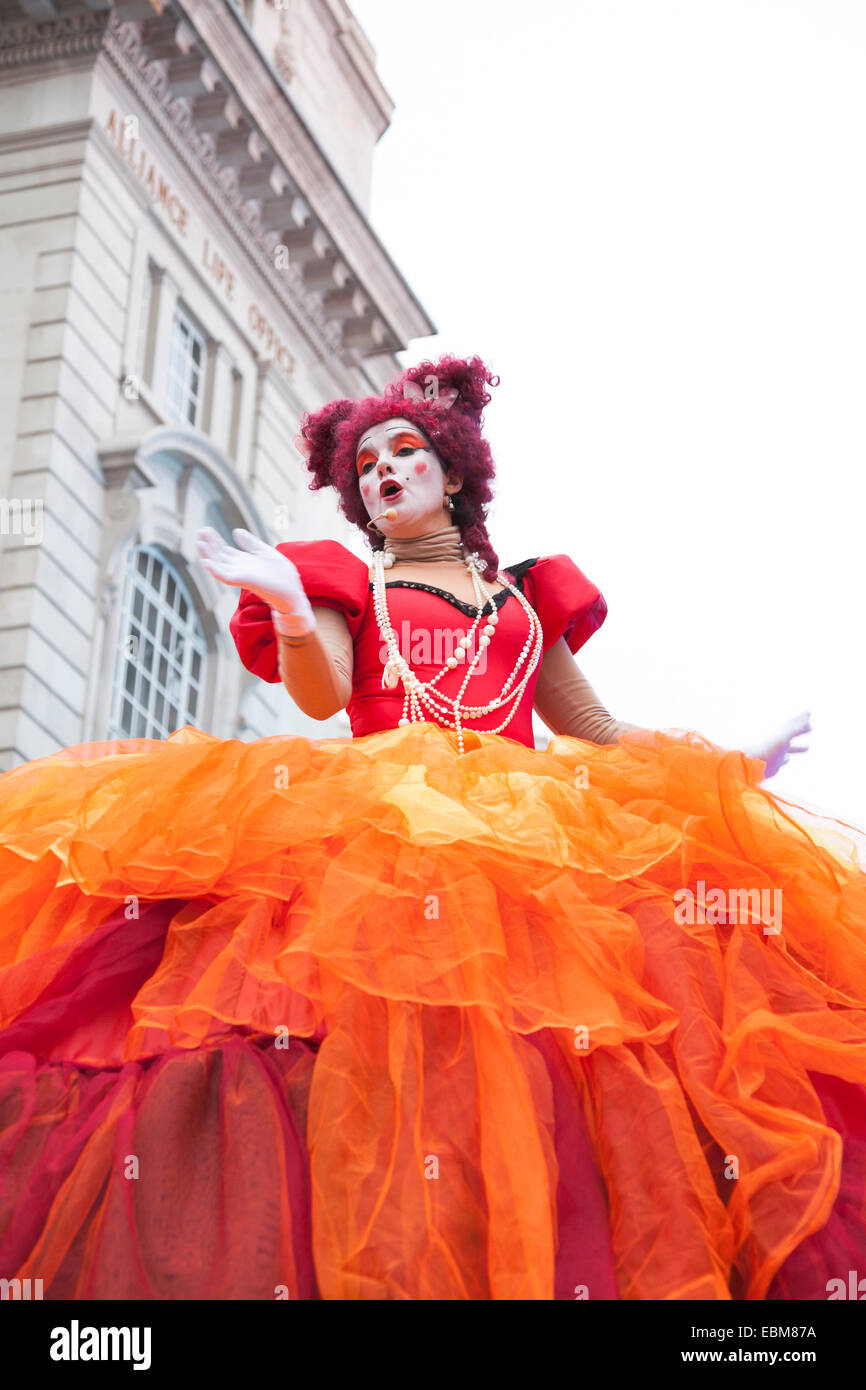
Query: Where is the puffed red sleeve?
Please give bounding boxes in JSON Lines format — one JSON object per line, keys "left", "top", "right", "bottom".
{"left": 520, "top": 554, "right": 608, "bottom": 654}
{"left": 229, "top": 539, "right": 370, "bottom": 683}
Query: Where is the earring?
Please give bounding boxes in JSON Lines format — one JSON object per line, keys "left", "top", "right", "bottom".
{"left": 443, "top": 494, "right": 455, "bottom": 512}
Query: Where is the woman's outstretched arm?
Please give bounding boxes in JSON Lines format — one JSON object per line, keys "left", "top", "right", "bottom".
{"left": 532, "top": 638, "right": 642, "bottom": 745}
{"left": 533, "top": 637, "right": 811, "bottom": 778}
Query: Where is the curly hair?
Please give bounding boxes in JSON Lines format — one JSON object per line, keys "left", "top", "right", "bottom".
{"left": 294, "top": 354, "right": 502, "bottom": 581}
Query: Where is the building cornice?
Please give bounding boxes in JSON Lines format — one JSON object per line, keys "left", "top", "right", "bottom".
{"left": 99, "top": 14, "right": 346, "bottom": 364}
{"left": 311, "top": 0, "right": 394, "bottom": 131}
{"left": 0, "top": 0, "right": 437, "bottom": 369}
{"left": 185, "top": 0, "right": 436, "bottom": 350}
{"left": 261, "top": 0, "right": 394, "bottom": 136}
{"left": 0, "top": 6, "right": 108, "bottom": 68}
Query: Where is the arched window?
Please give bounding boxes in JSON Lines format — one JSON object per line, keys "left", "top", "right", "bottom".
{"left": 108, "top": 545, "right": 207, "bottom": 739}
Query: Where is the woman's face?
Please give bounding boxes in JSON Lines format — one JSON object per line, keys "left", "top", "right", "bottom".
{"left": 355, "top": 416, "right": 462, "bottom": 537}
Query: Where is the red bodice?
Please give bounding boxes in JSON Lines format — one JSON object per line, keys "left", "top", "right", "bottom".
{"left": 230, "top": 541, "right": 608, "bottom": 749}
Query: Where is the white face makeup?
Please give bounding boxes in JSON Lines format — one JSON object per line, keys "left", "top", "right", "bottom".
{"left": 355, "top": 416, "right": 462, "bottom": 538}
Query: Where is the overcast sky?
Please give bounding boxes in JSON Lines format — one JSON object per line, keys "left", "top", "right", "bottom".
{"left": 343, "top": 0, "right": 866, "bottom": 833}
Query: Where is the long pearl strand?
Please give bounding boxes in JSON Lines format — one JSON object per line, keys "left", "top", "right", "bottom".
{"left": 372, "top": 548, "right": 544, "bottom": 756}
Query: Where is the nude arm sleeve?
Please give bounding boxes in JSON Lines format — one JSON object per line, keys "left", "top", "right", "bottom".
{"left": 532, "top": 636, "right": 644, "bottom": 744}
{"left": 275, "top": 604, "right": 354, "bottom": 720}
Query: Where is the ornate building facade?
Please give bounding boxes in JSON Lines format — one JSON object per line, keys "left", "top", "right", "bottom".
{"left": 0, "top": 0, "right": 435, "bottom": 765}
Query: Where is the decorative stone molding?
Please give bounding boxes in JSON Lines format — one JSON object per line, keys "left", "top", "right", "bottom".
{"left": 102, "top": 9, "right": 346, "bottom": 358}
{"left": 273, "top": 40, "right": 294, "bottom": 84}
{"left": 99, "top": 441, "right": 160, "bottom": 493}
{"left": 95, "top": 441, "right": 157, "bottom": 626}
{"left": 272, "top": 0, "right": 297, "bottom": 84}
{"left": 0, "top": 8, "right": 108, "bottom": 67}
{"left": 0, "top": 0, "right": 435, "bottom": 363}
{"left": 166, "top": 0, "right": 434, "bottom": 352}
{"left": 133, "top": 423, "right": 270, "bottom": 539}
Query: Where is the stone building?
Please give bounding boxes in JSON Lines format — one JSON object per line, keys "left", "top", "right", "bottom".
{"left": 0, "top": 0, "right": 435, "bottom": 767}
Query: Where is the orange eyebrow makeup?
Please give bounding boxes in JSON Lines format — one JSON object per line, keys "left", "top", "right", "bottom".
{"left": 356, "top": 431, "right": 427, "bottom": 475}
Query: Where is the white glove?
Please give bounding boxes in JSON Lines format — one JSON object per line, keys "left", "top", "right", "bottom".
{"left": 196, "top": 527, "right": 316, "bottom": 636}
{"left": 743, "top": 710, "right": 811, "bottom": 780}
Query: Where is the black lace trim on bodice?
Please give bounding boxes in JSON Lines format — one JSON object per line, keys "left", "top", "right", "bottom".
{"left": 367, "top": 558, "right": 540, "bottom": 621}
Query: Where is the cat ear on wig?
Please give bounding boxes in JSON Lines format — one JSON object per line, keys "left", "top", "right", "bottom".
{"left": 378, "top": 354, "right": 499, "bottom": 433}
{"left": 292, "top": 432, "right": 313, "bottom": 459}
{"left": 400, "top": 377, "right": 460, "bottom": 411}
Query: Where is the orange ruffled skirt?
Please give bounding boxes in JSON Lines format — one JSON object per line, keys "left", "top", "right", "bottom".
{"left": 1, "top": 721, "right": 865, "bottom": 1300}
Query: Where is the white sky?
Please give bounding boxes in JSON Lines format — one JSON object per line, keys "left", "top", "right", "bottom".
{"left": 345, "top": 0, "right": 866, "bottom": 829}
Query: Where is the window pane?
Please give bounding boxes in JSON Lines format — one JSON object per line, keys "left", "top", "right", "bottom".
{"left": 110, "top": 546, "right": 207, "bottom": 743}
{"left": 168, "top": 307, "right": 205, "bottom": 428}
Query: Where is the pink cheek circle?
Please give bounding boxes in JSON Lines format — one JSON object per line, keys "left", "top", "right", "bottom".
{"left": 413, "top": 460, "right": 427, "bottom": 476}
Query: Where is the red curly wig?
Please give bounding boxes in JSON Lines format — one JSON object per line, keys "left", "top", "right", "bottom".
{"left": 294, "top": 354, "right": 502, "bottom": 581}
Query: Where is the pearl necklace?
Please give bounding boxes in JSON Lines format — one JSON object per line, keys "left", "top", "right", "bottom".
{"left": 372, "top": 547, "right": 544, "bottom": 756}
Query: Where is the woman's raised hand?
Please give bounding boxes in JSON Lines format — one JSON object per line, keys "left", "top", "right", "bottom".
{"left": 743, "top": 710, "right": 812, "bottom": 780}
{"left": 196, "top": 527, "right": 316, "bottom": 632}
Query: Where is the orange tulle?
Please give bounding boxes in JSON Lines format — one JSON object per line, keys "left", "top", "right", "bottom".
{"left": 1, "top": 720, "right": 865, "bottom": 1299}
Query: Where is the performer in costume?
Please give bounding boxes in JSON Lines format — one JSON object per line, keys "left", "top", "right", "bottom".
{"left": 0, "top": 355, "right": 864, "bottom": 1301}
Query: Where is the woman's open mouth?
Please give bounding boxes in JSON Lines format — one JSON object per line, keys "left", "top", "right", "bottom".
{"left": 379, "top": 481, "right": 405, "bottom": 502}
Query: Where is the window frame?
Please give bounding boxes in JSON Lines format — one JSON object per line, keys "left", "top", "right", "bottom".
{"left": 108, "top": 543, "right": 208, "bottom": 741}
{"left": 166, "top": 302, "right": 206, "bottom": 429}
